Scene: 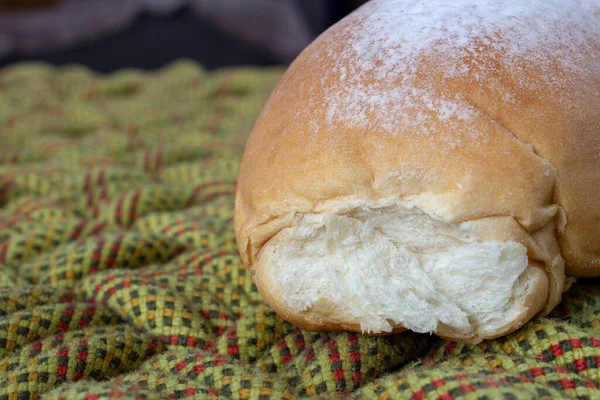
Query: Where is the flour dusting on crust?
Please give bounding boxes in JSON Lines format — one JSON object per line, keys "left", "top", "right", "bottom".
{"left": 314, "top": 0, "right": 600, "bottom": 135}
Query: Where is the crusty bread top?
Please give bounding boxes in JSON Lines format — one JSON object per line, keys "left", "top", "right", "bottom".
{"left": 235, "top": 0, "right": 600, "bottom": 277}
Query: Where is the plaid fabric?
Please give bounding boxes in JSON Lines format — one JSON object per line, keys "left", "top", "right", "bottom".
{"left": 0, "top": 61, "right": 599, "bottom": 400}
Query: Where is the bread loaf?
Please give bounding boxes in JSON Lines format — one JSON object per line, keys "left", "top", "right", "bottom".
{"left": 234, "top": 0, "right": 600, "bottom": 343}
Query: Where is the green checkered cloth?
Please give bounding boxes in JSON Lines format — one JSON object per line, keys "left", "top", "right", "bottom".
{"left": 0, "top": 61, "right": 599, "bottom": 399}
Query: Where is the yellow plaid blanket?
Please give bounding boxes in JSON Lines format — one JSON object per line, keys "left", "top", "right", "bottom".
{"left": 0, "top": 61, "right": 599, "bottom": 399}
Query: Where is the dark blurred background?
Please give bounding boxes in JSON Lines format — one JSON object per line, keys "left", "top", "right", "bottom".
{"left": 0, "top": 0, "right": 368, "bottom": 72}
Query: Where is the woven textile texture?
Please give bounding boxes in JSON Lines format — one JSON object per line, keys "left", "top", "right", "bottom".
{"left": 1, "top": 61, "right": 600, "bottom": 400}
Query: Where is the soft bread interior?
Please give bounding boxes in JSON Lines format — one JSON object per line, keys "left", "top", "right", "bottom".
{"left": 256, "top": 205, "right": 547, "bottom": 339}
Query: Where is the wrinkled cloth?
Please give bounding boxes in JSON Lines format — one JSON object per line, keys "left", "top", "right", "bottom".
{"left": 0, "top": 0, "right": 140, "bottom": 57}
{"left": 0, "top": 0, "right": 315, "bottom": 64}
{"left": 1, "top": 61, "right": 600, "bottom": 399}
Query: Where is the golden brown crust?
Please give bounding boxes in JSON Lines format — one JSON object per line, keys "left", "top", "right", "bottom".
{"left": 234, "top": 0, "right": 600, "bottom": 342}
